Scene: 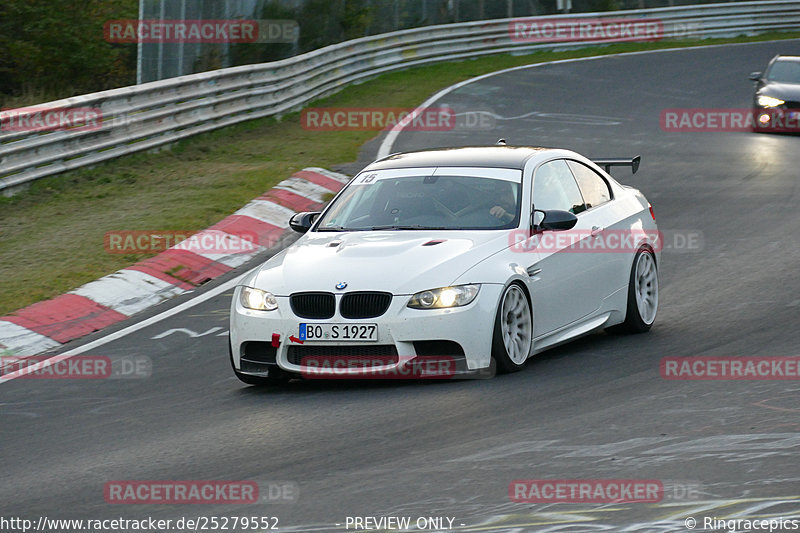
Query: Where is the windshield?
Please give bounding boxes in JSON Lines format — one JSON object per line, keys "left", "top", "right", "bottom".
{"left": 766, "top": 59, "right": 800, "bottom": 83}
{"left": 316, "top": 172, "right": 521, "bottom": 231}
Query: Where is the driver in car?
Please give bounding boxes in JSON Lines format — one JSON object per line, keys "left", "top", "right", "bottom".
{"left": 489, "top": 181, "right": 517, "bottom": 223}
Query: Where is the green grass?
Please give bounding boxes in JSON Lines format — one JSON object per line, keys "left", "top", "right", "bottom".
{"left": 1, "top": 31, "right": 799, "bottom": 316}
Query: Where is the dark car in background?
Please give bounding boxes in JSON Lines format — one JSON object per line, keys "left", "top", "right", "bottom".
{"left": 750, "top": 55, "right": 800, "bottom": 132}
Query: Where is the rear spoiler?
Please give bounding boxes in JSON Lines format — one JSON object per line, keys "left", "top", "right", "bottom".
{"left": 592, "top": 155, "right": 641, "bottom": 175}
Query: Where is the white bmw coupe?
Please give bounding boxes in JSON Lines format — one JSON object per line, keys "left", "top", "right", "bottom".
{"left": 229, "top": 145, "right": 659, "bottom": 384}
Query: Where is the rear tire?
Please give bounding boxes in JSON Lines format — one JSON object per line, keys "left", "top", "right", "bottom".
{"left": 491, "top": 283, "right": 533, "bottom": 373}
{"left": 610, "top": 247, "right": 658, "bottom": 333}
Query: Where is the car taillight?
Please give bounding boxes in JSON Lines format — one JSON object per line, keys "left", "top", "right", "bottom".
{"left": 648, "top": 203, "right": 656, "bottom": 221}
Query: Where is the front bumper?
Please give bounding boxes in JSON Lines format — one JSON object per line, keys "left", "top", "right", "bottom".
{"left": 229, "top": 284, "right": 503, "bottom": 379}
{"left": 752, "top": 105, "right": 800, "bottom": 132}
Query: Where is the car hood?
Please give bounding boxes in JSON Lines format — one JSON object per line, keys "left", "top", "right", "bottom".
{"left": 758, "top": 81, "right": 800, "bottom": 101}
{"left": 249, "top": 230, "right": 511, "bottom": 295}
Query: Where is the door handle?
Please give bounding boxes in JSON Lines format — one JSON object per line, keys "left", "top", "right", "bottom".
{"left": 591, "top": 226, "right": 603, "bottom": 237}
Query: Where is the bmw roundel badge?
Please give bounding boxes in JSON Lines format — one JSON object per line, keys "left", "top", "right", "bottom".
{"left": 335, "top": 282, "right": 348, "bottom": 290}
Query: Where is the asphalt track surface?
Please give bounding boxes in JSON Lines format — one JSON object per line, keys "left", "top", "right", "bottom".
{"left": 3, "top": 41, "right": 800, "bottom": 532}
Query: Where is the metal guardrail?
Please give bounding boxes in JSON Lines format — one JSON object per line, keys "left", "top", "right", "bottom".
{"left": 2, "top": 1, "right": 799, "bottom": 194}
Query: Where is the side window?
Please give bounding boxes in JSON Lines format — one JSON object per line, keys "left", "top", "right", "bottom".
{"left": 567, "top": 160, "right": 612, "bottom": 210}
{"left": 532, "top": 159, "right": 586, "bottom": 214}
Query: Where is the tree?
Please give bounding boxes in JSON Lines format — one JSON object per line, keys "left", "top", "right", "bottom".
{"left": 0, "top": 0, "right": 137, "bottom": 103}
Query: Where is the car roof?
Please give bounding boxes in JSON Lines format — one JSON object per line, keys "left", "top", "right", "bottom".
{"left": 365, "top": 146, "right": 551, "bottom": 171}
{"left": 774, "top": 55, "right": 800, "bottom": 62}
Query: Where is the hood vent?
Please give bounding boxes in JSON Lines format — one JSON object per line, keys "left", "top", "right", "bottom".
{"left": 422, "top": 239, "right": 446, "bottom": 246}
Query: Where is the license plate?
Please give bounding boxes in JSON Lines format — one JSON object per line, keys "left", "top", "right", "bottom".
{"left": 299, "top": 323, "right": 378, "bottom": 342}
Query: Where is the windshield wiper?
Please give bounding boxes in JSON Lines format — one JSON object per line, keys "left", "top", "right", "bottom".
{"left": 317, "top": 225, "right": 451, "bottom": 232}
{"left": 367, "top": 225, "right": 450, "bottom": 230}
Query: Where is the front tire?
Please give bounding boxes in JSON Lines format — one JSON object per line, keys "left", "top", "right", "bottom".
{"left": 491, "top": 283, "right": 533, "bottom": 373}
{"left": 612, "top": 247, "right": 658, "bottom": 333}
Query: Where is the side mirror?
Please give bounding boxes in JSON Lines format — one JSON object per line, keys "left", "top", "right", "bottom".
{"left": 289, "top": 211, "right": 320, "bottom": 233}
{"left": 749, "top": 71, "right": 762, "bottom": 82}
{"left": 534, "top": 209, "right": 578, "bottom": 231}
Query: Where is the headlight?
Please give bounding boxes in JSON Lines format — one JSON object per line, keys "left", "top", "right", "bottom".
{"left": 757, "top": 95, "right": 784, "bottom": 108}
{"left": 407, "top": 284, "right": 480, "bottom": 309}
{"left": 240, "top": 286, "right": 278, "bottom": 311}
